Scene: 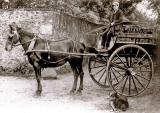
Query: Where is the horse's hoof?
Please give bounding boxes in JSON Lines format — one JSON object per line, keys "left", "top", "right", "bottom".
{"left": 76, "top": 92, "right": 82, "bottom": 96}
{"left": 70, "top": 90, "right": 76, "bottom": 95}
{"left": 77, "top": 89, "right": 82, "bottom": 94}
{"left": 36, "top": 90, "right": 42, "bottom": 96}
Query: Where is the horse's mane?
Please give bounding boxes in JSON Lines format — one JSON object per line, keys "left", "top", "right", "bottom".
{"left": 19, "top": 28, "right": 35, "bottom": 38}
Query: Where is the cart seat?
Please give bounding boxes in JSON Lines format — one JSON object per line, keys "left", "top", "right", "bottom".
{"left": 96, "top": 48, "right": 108, "bottom": 53}
{"left": 96, "top": 35, "right": 117, "bottom": 52}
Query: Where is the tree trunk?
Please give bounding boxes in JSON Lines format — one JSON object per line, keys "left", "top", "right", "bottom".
{"left": 156, "top": 14, "right": 160, "bottom": 74}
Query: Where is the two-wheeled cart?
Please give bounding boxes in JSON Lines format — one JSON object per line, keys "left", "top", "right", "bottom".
{"left": 88, "top": 21, "right": 157, "bottom": 97}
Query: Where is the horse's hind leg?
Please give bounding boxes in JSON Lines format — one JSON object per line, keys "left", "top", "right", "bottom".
{"left": 33, "top": 64, "right": 42, "bottom": 96}
{"left": 69, "top": 63, "right": 79, "bottom": 94}
{"left": 77, "top": 62, "right": 84, "bottom": 93}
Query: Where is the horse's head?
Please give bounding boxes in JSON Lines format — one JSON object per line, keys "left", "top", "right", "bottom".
{"left": 5, "top": 22, "right": 21, "bottom": 51}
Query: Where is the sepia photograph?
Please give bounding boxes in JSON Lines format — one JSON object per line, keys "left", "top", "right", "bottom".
{"left": 0, "top": 0, "right": 160, "bottom": 113}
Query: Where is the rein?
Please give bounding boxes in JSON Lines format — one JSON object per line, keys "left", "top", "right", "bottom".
{"left": 12, "top": 38, "right": 37, "bottom": 47}
{"left": 12, "top": 36, "right": 69, "bottom": 48}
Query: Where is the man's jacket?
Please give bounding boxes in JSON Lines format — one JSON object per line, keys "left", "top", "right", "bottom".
{"left": 110, "top": 9, "right": 125, "bottom": 24}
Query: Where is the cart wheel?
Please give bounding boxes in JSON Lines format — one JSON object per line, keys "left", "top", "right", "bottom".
{"left": 106, "top": 45, "right": 153, "bottom": 97}
{"left": 88, "top": 56, "right": 110, "bottom": 88}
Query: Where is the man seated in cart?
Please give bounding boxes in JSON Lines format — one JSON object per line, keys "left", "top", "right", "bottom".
{"left": 98, "top": 0, "right": 128, "bottom": 51}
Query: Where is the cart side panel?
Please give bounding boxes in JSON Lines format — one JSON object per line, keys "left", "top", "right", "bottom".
{"left": 109, "top": 22, "right": 157, "bottom": 55}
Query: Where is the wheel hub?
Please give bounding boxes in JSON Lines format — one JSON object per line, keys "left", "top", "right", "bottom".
{"left": 127, "top": 68, "right": 136, "bottom": 76}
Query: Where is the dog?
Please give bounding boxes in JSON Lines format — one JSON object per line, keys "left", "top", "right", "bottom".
{"left": 109, "top": 92, "right": 129, "bottom": 111}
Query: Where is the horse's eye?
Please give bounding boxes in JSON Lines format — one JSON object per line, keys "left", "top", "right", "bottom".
{"left": 10, "top": 31, "right": 14, "bottom": 34}
{"left": 8, "top": 36, "right": 13, "bottom": 40}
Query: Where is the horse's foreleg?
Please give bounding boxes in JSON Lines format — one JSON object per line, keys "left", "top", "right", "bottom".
{"left": 33, "top": 64, "right": 42, "bottom": 96}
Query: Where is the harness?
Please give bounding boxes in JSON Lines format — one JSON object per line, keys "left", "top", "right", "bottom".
{"left": 27, "top": 38, "right": 68, "bottom": 64}
{"left": 45, "top": 40, "right": 51, "bottom": 60}
{"left": 10, "top": 32, "right": 38, "bottom": 51}
{"left": 28, "top": 36, "right": 37, "bottom": 51}
{"left": 9, "top": 29, "right": 79, "bottom": 64}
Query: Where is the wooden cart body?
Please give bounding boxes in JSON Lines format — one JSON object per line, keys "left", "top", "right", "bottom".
{"left": 88, "top": 22, "right": 157, "bottom": 97}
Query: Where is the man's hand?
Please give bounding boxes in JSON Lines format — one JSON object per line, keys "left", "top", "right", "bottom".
{"left": 111, "top": 22, "right": 115, "bottom": 26}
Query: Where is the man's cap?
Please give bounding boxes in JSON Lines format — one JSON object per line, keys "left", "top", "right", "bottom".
{"left": 112, "top": 0, "right": 120, "bottom": 5}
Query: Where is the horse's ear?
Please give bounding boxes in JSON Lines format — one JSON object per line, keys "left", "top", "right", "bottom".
{"left": 10, "top": 22, "right": 18, "bottom": 28}
{"left": 9, "top": 24, "right": 12, "bottom": 29}
{"left": 11, "top": 22, "right": 16, "bottom": 26}
{"left": 17, "top": 27, "right": 22, "bottom": 31}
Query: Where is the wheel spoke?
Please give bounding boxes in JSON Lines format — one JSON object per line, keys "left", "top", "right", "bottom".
{"left": 134, "top": 62, "right": 150, "bottom": 69}
{"left": 113, "top": 62, "right": 128, "bottom": 65}
{"left": 135, "top": 74, "right": 150, "bottom": 82}
{"left": 113, "top": 57, "right": 119, "bottom": 62}
{"left": 130, "top": 54, "right": 132, "bottom": 67}
{"left": 136, "top": 54, "right": 147, "bottom": 66}
{"left": 109, "top": 69, "right": 124, "bottom": 82}
{"left": 98, "top": 69, "right": 106, "bottom": 82}
{"left": 111, "top": 68, "right": 119, "bottom": 83}
{"left": 102, "top": 56, "right": 108, "bottom": 62}
{"left": 135, "top": 49, "right": 140, "bottom": 60}
{"left": 114, "top": 75, "right": 126, "bottom": 89}
{"left": 94, "top": 59, "right": 106, "bottom": 64}
{"left": 91, "top": 64, "right": 107, "bottom": 69}
{"left": 104, "top": 70, "right": 109, "bottom": 86}
{"left": 122, "top": 76, "right": 128, "bottom": 93}
{"left": 131, "top": 75, "right": 138, "bottom": 93}
{"left": 133, "top": 75, "right": 145, "bottom": 89}
{"left": 136, "top": 49, "right": 140, "bottom": 58}
{"left": 133, "top": 49, "right": 140, "bottom": 65}
{"left": 123, "top": 48, "right": 125, "bottom": 54}
{"left": 93, "top": 58, "right": 96, "bottom": 68}
{"left": 111, "top": 62, "right": 128, "bottom": 71}
{"left": 116, "top": 53, "right": 127, "bottom": 68}
{"left": 95, "top": 57, "right": 106, "bottom": 62}
{"left": 136, "top": 70, "right": 152, "bottom": 72}
{"left": 125, "top": 57, "right": 129, "bottom": 67}
{"left": 93, "top": 66, "right": 106, "bottom": 76}
{"left": 129, "top": 76, "right": 131, "bottom": 96}
{"left": 112, "top": 67, "right": 124, "bottom": 77}
{"left": 129, "top": 46, "right": 133, "bottom": 67}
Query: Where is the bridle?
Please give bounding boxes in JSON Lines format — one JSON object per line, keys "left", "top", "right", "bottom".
{"left": 8, "top": 29, "right": 20, "bottom": 49}
{"left": 8, "top": 28, "right": 38, "bottom": 49}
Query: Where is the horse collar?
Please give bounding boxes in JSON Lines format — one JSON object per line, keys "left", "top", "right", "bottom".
{"left": 28, "top": 37, "right": 37, "bottom": 51}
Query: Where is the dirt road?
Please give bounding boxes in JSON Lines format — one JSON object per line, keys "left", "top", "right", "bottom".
{"left": 0, "top": 68, "right": 160, "bottom": 113}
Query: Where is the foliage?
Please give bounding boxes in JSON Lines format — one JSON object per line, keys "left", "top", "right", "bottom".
{"left": 147, "top": 0, "right": 160, "bottom": 13}
{"left": 79, "top": 0, "right": 143, "bottom": 23}
{"left": 147, "top": 0, "right": 160, "bottom": 24}
{"left": 0, "top": 0, "right": 143, "bottom": 24}
{"left": 146, "top": 0, "right": 160, "bottom": 70}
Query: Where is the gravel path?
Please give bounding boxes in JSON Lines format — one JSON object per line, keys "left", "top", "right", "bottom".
{"left": 0, "top": 67, "right": 160, "bottom": 113}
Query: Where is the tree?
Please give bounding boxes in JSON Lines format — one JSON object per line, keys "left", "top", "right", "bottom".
{"left": 147, "top": 0, "right": 160, "bottom": 72}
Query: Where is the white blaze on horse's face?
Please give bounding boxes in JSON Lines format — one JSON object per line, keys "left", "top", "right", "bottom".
{"left": 5, "top": 25, "right": 20, "bottom": 51}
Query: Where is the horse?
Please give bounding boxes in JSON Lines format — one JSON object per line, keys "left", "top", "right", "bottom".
{"left": 5, "top": 22, "right": 98, "bottom": 96}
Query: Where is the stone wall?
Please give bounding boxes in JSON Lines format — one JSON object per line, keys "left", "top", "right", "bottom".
{"left": 0, "top": 9, "right": 98, "bottom": 73}
{"left": 0, "top": 8, "right": 159, "bottom": 75}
